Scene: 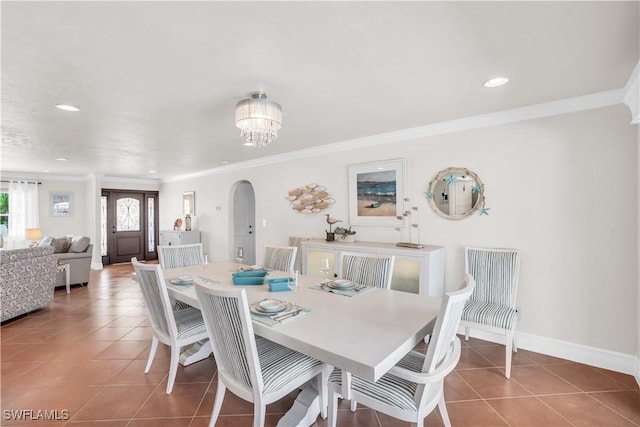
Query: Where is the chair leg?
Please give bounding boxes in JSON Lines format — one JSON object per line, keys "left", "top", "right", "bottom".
{"left": 253, "top": 403, "right": 266, "bottom": 427}
{"left": 438, "top": 392, "right": 451, "bottom": 427}
{"left": 166, "top": 345, "right": 180, "bottom": 394}
{"left": 505, "top": 330, "right": 514, "bottom": 379}
{"left": 341, "top": 371, "right": 352, "bottom": 400}
{"left": 144, "top": 336, "right": 159, "bottom": 373}
{"left": 318, "top": 369, "right": 329, "bottom": 419}
{"left": 328, "top": 390, "right": 339, "bottom": 427}
{"left": 209, "top": 381, "right": 226, "bottom": 427}
{"left": 464, "top": 326, "right": 470, "bottom": 341}
{"left": 512, "top": 331, "right": 518, "bottom": 353}
{"left": 350, "top": 399, "right": 357, "bottom": 412}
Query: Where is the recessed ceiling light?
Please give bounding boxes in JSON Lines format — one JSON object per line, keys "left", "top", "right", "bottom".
{"left": 148, "top": 170, "right": 157, "bottom": 174}
{"left": 220, "top": 160, "right": 229, "bottom": 164}
{"left": 42, "top": 170, "right": 50, "bottom": 173}
{"left": 55, "top": 157, "right": 68, "bottom": 161}
{"left": 55, "top": 104, "right": 80, "bottom": 112}
{"left": 483, "top": 77, "right": 509, "bottom": 88}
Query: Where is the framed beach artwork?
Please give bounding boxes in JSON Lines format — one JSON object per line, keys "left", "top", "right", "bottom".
{"left": 51, "top": 192, "right": 73, "bottom": 217}
{"left": 348, "top": 159, "right": 405, "bottom": 226}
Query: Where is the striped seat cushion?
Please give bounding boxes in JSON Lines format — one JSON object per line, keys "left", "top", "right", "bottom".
{"left": 462, "top": 301, "right": 517, "bottom": 330}
{"left": 257, "top": 338, "right": 323, "bottom": 394}
{"left": 329, "top": 368, "right": 420, "bottom": 412}
{"left": 394, "top": 350, "right": 426, "bottom": 373}
{"left": 174, "top": 307, "right": 207, "bottom": 339}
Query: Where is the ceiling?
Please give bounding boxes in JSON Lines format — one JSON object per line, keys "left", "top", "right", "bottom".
{"left": 2, "top": 1, "right": 638, "bottom": 181}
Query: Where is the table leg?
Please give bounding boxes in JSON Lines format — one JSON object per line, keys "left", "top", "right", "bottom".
{"left": 277, "top": 365, "right": 332, "bottom": 427}
{"left": 179, "top": 339, "right": 212, "bottom": 366}
{"left": 276, "top": 382, "right": 320, "bottom": 427}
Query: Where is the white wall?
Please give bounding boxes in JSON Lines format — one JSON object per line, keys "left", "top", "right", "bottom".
{"left": 161, "top": 105, "right": 637, "bottom": 361}
{"left": 37, "top": 179, "right": 89, "bottom": 238}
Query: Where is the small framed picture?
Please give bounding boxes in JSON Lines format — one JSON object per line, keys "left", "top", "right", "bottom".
{"left": 348, "top": 159, "right": 406, "bottom": 226}
{"left": 51, "top": 192, "right": 73, "bottom": 217}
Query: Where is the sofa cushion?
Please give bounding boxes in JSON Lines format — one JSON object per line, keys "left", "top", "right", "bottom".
{"left": 69, "top": 236, "right": 91, "bottom": 253}
{"left": 51, "top": 237, "right": 71, "bottom": 254}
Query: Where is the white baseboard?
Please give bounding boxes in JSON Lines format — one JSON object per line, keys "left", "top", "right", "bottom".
{"left": 459, "top": 327, "right": 639, "bottom": 378}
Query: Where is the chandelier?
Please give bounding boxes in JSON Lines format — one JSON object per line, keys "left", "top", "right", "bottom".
{"left": 235, "top": 91, "right": 282, "bottom": 147}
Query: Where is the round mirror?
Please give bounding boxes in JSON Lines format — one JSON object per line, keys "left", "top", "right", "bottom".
{"left": 427, "top": 167, "right": 484, "bottom": 220}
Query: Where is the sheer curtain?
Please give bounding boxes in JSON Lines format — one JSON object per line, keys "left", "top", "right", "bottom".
{"left": 8, "top": 181, "right": 40, "bottom": 243}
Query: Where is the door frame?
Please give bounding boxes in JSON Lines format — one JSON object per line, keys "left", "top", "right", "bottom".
{"left": 101, "top": 189, "right": 159, "bottom": 265}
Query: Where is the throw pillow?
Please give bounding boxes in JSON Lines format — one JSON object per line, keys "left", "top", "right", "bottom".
{"left": 39, "top": 236, "right": 53, "bottom": 247}
{"left": 51, "top": 237, "right": 71, "bottom": 254}
{"left": 69, "top": 236, "right": 90, "bottom": 253}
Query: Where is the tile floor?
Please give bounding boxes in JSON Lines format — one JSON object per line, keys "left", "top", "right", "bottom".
{"left": 1, "top": 263, "right": 639, "bottom": 426}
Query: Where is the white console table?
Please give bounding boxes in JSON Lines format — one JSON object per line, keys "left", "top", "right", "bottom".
{"left": 301, "top": 239, "right": 445, "bottom": 297}
{"left": 159, "top": 230, "right": 201, "bottom": 246}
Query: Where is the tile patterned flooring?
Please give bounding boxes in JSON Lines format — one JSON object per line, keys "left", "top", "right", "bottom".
{"left": 1, "top": 263, "right": 639, "bottom": 426}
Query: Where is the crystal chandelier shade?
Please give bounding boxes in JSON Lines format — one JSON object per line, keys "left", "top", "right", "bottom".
{"left": 235, "top": 92, "right": 282, "bottom": 147}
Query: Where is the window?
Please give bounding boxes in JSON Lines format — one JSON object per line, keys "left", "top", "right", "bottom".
{"left": 101, "top": 196, "right": 107, "bottom": 256}
{"left": 148, "top": 197, "right": 156, "bottom": 252}
{"left": 0, "top": 191, "right": 8, "bottom": 237}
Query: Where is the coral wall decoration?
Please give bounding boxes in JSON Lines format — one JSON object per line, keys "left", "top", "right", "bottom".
{"left": 286, "top": 184, "right": 335, "bottom": 214}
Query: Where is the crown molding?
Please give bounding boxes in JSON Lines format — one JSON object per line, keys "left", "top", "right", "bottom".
{"left": 164, "top": 88, "right": 625, "bottom": 183}
{"left": 0, "top": 171, "right": 161, "bottom": 185}
{"left": 0, "top": 171, "right": 88, "bottom": 182}
{"left": 623, "top": 60, "right": 639, "bottom": 124}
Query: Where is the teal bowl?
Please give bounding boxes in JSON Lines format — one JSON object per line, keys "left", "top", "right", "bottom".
{"left": 233, "top": 270, "right": 268, "bottom": 277}
{"left": 266, "top": 278, "right": 293, "bottom": 292}
{"left": 232, "top": 276, "right": 265, "bottom": 286}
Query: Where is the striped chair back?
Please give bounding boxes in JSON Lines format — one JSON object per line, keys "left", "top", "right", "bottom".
{"left": 194, "top": 286, "right": 264, "bottom": 394}
{"left": 131, "top": 259, "right": 178, "bottom": 342}
{"left": 416, "top": 274, "right": 475, "bottom": 405}
{"left": 264, "top": 245, "right": 298, "bottom": 273}
{"left": 339, "top": 252, "right": 395, "bottom": 289}
{"left": 157, "top": 244, "right": 205, "bottom": 269}
{"left": 288, "top": 236, "right": 311, "bottom": 274}
{"left": 465, "top": 247, "right": 521, "bottom": 309}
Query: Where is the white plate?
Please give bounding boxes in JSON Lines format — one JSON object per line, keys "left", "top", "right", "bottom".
{"left": 329, "top": 280, "right": 355, "bottom": 290}
{"left": 251, "top": 300, "right": 289, "bottom": 315}
{"left": 170, "top": 276, "right": 193, "bottom": 285}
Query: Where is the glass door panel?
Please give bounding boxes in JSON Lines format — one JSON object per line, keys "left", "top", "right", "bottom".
{"left": 391, "top": 258, "right": 420, "bottom": 294}
{"left": 306, "top": 250, "right": 336, "bottom": 279}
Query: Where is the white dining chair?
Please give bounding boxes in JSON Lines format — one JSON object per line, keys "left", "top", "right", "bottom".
{"left": 131, "top": 257, "right": 209, "bottom": 394}
{"left": 336, "top": 251, "right": 395, "bottom": 409}
{"left": 157, "top": 243, "right": 205, "bottom": 269}
{"left": 263, "top": 245, "right": 298, "bottom": 273}
{"left": 328, "top": 274, "right": 475, "bottom": 427}
{"left": 462, "top": 246, "right": 521, "bottom": 379}
{"left": 157, "top": 243, "right": 205, "bottom": 309}
{"left": 194, "top": 284, "right": 329, "bottom": 427}
{"left": 339, "top": 251, "right": 395, "bottom": 289}
{"left": 288, "top": 236, "right": 311, "bottom": 274}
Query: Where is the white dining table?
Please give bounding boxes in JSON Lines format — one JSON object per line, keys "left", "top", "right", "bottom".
{"left": 163, "top": 261, "right": 441, "bottom": 383}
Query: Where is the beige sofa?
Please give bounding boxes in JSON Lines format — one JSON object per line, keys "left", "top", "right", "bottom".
{"left": 54, "top": 244, "right": 93, "bottom": 288}
{"left": 41, "top": 235, "right": 93, "bottom": 288}
{"left": 0, "top": 246, "right": 56, "bottom": 322}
